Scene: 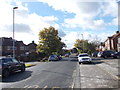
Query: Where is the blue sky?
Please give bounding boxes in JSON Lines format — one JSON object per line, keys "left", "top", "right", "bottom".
{"left": 0, "top": 0, "right": 119, "bottom": 49}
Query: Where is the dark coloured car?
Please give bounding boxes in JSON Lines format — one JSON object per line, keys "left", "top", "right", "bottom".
{"left": 99, "top": 50, "right": 115, "bottom": 58}
{"left": 57, "top": 55, "right": 62, "bottom": 60}
{"left": 0, "top": 57, "right": 25, "bottom": 77}
{"left": 111, "top": 52, "right": 120, "bottom": 59}
{"left": 92, "top": 52, "right": 99, "bottom": 57}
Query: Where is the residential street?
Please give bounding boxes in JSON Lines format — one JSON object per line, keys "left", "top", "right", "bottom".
{"left": 1, "top": 57, "right": 119, "bottom": 89}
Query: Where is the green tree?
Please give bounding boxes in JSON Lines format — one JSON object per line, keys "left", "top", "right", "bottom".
{"left": 37, "top": 26, "right": 65, "bottom": 56}
{"left": 74, "top": 39, "right": 97, "bottom": 54}
{"left": 74, "top": 39, "right": 89, "bottom": 53}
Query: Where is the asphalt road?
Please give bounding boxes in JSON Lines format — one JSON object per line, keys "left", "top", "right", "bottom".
{"left": 1, "top": 57, "right": 119, "bottom": 89}
{"left": 1, "top": 58, "right": 78, "bottom": 89}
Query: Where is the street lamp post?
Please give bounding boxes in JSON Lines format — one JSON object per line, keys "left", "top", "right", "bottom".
{"left": 13, "top": 7, "right": 18, "bottom": 58}
{"left": 81, "top": 34, "right": 84, "bottom": 53}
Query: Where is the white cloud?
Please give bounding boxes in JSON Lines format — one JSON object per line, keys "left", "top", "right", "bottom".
{"left": 108, "top": 18, "right": 118, "bottom": 25}
{"left": 61, "top": 31, "right": 113, "bottom": 49}
{"left": 0, "top": 0, "right": 66, "bottom": 44}
{"left": 38, "top": 0, "right": 118, "bottom": 30}
{"left": 0, "top": 0, "right": 118, "bottom": 49}
{"left": 101, "top": 1, "right": 118, "bottom": 17}
{"left": 62, "top": 32, "right": 79, "bottom": 49}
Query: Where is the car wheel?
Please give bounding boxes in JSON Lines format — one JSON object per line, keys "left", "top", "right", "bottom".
{"left": 89, "top": 61, "right": 92, "bottom": 64}
{"left": 113, "top": 56, "right": 116, "bottom": 59}
{"left": 79, "top": 62, "right": 81, "bottom": 64}
{"left": 104, "top": 56, "right": 107, "bottom": 59}
{"left": 3, "top": 69, "right": 10, "bottom": 78}
{"left": 117, "top": 56, "right": 120, "bottom": 59}
{"left": 21, "top": 65, "right": 25, "bottom": 72}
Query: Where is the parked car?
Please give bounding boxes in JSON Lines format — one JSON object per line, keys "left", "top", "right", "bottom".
{"left": 98, "top": 50, "right": 115, "bottom": 58}
{"left": 97, "top": 51, "right": 102, "bottom": 57}
{"left": 57, "top": 55, "right": 62, "bottom": 60}
{"left": 64, "top": 53, "right": 69, "bottom": 57}
{"left": 111, "top": 52, "right": 120, "bottom": 59}
{"left": 78, "top": 53, "right": 92, "bottom": 64}
{"left": 48, "top": 55, "right": 59, "bottom": 61}
{"left": 92, "top": 51, "right": 99, "bottom": 57}
{"left": 0, "top": 57, "right": 25, "bottom": 78}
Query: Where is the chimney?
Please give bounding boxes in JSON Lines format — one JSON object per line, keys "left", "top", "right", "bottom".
{"left": 116, "top": 31, "right": 119, "bottom": 34}
{"left": 32, "top": 41, "right": 34, "bottom": 44}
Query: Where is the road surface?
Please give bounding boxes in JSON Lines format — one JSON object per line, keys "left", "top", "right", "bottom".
{"left": 1, "top": 57, "right": 119, "bottom": 89}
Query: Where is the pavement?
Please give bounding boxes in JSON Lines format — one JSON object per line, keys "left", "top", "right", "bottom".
{"left": 92, "top": 58, "right": 119, "bottom": 80}
{"left": 70, "top": 57, "right": 119, "bottom": 88}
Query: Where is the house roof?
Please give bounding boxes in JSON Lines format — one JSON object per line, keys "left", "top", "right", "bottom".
{"left": 105, "top": 31, "right": 120, "bottom": 42}
{"left": 27, "top": 41, "right": 37, "bottom": 47}
{"left": 0, "top": 37, "right": 26, "bottom": 46}
{"left": 16, "top": 41, "right": 26, "bottom": 46}
{"left": 111, "top": 32, "right": 120, "bottom": 40}
{"left": 0, "top": 37, "right": 13, "bottom": 46}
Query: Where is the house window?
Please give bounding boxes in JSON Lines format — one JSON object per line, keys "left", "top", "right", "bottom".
{"left": 20, "top": 46, "right": 24, "bottom": 50}
{"left": 118, "top": 37, "right": 120, "bottom": 43}
{"left": 7, "top": 46, "right": 12, "bottom": 50}
{"left": 117, "top": 44, "right": 120, "bottom": 52}
{"left": 7, "top": 46, "right": 16, "bottom": 50}
{"left": 24, "top": 46, "right": 28, "bottom": 50}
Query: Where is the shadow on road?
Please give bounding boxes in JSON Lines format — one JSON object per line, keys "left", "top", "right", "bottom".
{"left": 92, "top": 61, "right": 104, "bottom": 65}
{"left": 2, "top": 71, "right": 32, "bottom": 83}
{"left": 92, "top": 57, "right": 116, "bottom": 60}
{"left": 70, "top": 59, "right": 78, "bottom": 62}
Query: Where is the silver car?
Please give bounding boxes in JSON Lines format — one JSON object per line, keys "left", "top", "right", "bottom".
{"left": 78, "top": 53, "right": 92, "bottom": 64}
{"left": 48, "top": 55, "right": 59, "bottom": 61}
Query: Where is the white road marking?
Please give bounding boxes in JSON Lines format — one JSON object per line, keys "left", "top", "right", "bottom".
{"left": 44, "top": 85, "right": 48, "bottom": 88}
{"left": 42, "top": 85, "right": 48, "bottom": 90}
{"left": 23, "top": 85, "right": 29, "bottom": 88}
{"left": 27, "top": 86, "right": 32, "bottom": 88}
{"left": 52, "top": 86, "right": 60, "bottom": 89}
{"left": 34, "top": 85, "right": 40, "bottom": 88}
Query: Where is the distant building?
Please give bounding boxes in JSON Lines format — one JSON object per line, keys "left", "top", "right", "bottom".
{"left": 15, "top": 41, "right": 27, "bottom": 57}
{"left": 104, "top": 31, "right": 120, "bottom": 52}
{"left": 0, "top": 37, "right": 37, "bottom": 58}
{"left": 96, "top": 42, "right": 105, "bottom": 51}
{"left": 27, "top": 41, "right": 37, "bottom": 53}
{"left": 0, "top": 37, "right": 14, "bottom": 56}
{"left": 117, "top": 36, "right": 120, "bottom": 52}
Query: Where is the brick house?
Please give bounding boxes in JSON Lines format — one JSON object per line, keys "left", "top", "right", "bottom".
{"left": 0, "top": 37, "right": 14, "bottom": 56}
{"left": 96, "top": 42, "right": 106, "bottom": 51}
{"left": 15, "top": 41, "right": 27, "bottom": 57}
{"left": 27, "top": 41, "right": 37, "bottom": 53}
{"left": 104, "top": 31, "right": 120, "bottom": 52}
{"left": 117, "top": 36, "right": 120, "bottom": 52}
{"left": 0, "top": 37, "right": 37, "bottom": 58}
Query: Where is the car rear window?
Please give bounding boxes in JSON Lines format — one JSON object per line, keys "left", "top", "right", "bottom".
{"left": 50, "top": 55, "right": 54, "bottom": 57}
{"left": 1, "top": 58, "right": 13, "bottom": 63}
{"left": 79, "top": 54, "right": 88, "bottom": 57}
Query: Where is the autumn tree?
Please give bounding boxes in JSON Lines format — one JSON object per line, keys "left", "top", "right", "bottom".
{"left": 37, "top": 26, "right": 65, "bottom": 56}
{"left": 74, "top": 39, "right": 97, "bottom": 54}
